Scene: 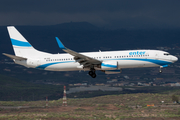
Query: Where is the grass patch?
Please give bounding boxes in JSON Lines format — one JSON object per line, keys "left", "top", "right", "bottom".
{"left": 75, "top": 107, "right": 86, "bottom": 111}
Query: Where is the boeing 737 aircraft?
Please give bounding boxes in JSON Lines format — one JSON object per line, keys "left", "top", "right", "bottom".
{"left": 3, "top": 26, "right": 178, "bottom": 78}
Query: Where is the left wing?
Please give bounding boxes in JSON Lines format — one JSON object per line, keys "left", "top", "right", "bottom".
{"left": 55, "top": 37, "right": 101, "bottom": 68}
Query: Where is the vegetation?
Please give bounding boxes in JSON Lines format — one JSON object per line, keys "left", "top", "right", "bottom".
{"left": 0, "top": 93, "right": 180, "bottom": 119}
{"left": 1, "top": 74, "right": 180, "bottom": 102}
{"left": 0, "top": 74, "right": 64, "bottom": 101}
{"left": 67, "top": 86, "right": 180, "bottom": 98}
{"left": 172, "top": 94, "right": 179, "bottom": 103}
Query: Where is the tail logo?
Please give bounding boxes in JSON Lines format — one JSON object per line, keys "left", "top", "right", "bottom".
{"left": 11, "top": 38, "right": 32, "bottom": 47}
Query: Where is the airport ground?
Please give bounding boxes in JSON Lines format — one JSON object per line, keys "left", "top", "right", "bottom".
{"left": 0, "top": 93, "right": 180, "bottom": 120}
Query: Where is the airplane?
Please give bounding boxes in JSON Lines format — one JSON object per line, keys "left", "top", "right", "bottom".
{"left": 3, "top": 26, "right": 178, "bottom": 78}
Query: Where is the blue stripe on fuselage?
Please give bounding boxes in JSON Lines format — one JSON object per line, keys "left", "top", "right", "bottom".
{"left": 36, "top": 61, "right": 73, "bottom": 70}
{"left": 36, "top": 58, "right": 171, "bottom": 70}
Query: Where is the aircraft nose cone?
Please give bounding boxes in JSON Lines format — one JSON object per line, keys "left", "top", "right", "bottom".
{"left": 172, "top": 56, "right": 178, "bottom": 62}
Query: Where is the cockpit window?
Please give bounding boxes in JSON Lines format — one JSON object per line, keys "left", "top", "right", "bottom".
{"left": 164, "top": 53, "right": 170, "bottom": 56}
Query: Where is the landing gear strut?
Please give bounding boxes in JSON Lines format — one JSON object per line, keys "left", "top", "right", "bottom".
{"left": 159, "top": 66, "right": 162, "bottom": 73}
{"left": 88, "top": 68, "right": 96, "bottom": 78}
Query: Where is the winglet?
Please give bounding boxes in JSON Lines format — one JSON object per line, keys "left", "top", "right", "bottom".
{"left": 55, "top": 37, "right": 66, "bottom": 50}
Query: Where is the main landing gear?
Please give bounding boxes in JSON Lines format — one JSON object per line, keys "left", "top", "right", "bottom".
{"left": 88, "top": 68, "right": 96, "bottom": 78}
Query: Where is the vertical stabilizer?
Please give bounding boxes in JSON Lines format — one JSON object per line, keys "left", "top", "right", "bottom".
{"left": 7, "top": 26, "right": 49, "bottom": 58}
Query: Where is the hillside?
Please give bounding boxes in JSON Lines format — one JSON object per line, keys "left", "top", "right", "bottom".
{"left": 0, "top": 74, "right": 64, "bottom": 101}
{"left": 0, "top": 93, "right": 180, "bottom": 120}
{"left": 1, "top": 73, "right": 180, "bottom": 101}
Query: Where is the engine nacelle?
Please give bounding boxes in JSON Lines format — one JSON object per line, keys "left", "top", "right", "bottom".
{"left": 101, "top": 61, "right": 118, "bottom": 70}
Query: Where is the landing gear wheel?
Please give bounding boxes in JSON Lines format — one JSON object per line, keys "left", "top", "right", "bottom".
{"left": 89, "top": 71, "right": 94, "bottom": 76}
{"left": 88, "top": 69, "right": 96, "bottom": 78}
{"left": 91, "top": 73, "right": 96, "bottom": 78}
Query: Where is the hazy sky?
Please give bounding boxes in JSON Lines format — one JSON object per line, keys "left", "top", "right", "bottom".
{"left": 1, "top": 0, "right": 180, "bottom": 29}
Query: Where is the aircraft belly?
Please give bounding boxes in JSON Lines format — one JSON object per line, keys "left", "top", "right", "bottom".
{"left": 43, "top": 62, "right": 82, "bottom": 71}
{"left": 118, "top": 60, "right": 158, "bottom": 68}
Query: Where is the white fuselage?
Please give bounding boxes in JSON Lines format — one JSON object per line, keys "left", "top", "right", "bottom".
{"left": 5, "top": 26, "right": 178, "bottom": 77}
{"left": 14, "top": 49, "right": 177, "bottom": 71}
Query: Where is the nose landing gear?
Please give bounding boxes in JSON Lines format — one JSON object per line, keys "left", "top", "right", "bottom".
{"left": 159, "top": 66, "right": 163, "bottom": 73}
{"left": 159, "top": 65, "right": 168, "bottom": 73}
{"left": 159, "top": 68, "right": 162, "bottom": 73}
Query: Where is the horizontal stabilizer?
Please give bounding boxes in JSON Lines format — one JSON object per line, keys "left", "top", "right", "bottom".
{"left": 2, "top": 53, "right": 27, "bottom": 60}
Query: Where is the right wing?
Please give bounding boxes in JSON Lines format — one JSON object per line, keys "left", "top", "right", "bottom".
{"left": 55, "top": 37, "right": 101, "bottom": 68}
